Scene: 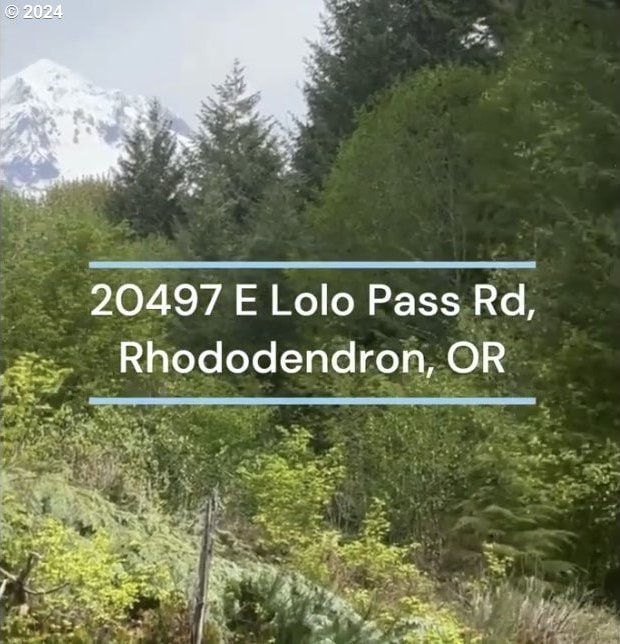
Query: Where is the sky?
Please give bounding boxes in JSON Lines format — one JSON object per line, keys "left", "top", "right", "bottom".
{"left": 0, "top": 0, "right": 324, "bottom": 129}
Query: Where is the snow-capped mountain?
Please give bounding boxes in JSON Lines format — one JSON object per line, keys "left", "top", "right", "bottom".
{"left": 0, "top": 59, "right": 192, "bottom": 194}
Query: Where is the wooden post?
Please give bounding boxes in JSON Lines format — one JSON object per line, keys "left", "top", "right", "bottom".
{"left": 190, "top": 489, "right": 219, "bottom": 644}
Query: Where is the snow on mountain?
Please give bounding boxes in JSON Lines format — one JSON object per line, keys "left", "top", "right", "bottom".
{"left": 0, "top": 59, "right": 192, "bottom": 194}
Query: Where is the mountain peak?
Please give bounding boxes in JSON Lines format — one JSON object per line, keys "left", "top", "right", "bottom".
{"left": 23, "top": 57, "right": 77, "bottom": 76}
{"left": 0, "top": 61, "right": 191, "bottom": 194}
{"left": 2, "top": 58, "right": 88, "bottom": 92}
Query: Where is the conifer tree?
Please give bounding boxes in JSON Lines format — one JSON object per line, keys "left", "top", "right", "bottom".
{"left": 293, "top": 0, "right": 495, "bottom": 195}
{"left": 174, "top": 63, "right": 286, "bottom": 357}
{"left": 108, "top": 98, "right": 186, "bottom": 238}
{"left": 190, "top": 59, "right": 283, "bottom": 227}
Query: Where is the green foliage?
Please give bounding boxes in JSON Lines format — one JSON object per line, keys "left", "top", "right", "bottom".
{"left": 450, "top": 0, "right": 620, "bottom": 581}
{"left": 148, "top": 375, "right": 270, "bottom": 508}
{"left": 1, "top": 352, "right": 269, "bottom": 512}
{"left": 236, "top": 432, "right": 473, "bottom": 642}
{"left": 0, "top": 469, "right": 189, "bottom": 641}
{"left": 222, "top": 571, "right": 380, "bottom": 643}
{"left": 239, "top": 428, "right": 345, "bottom": 551}
{"left": 108, "top": 98, "right": 187, "bottom": 238}
{"left": 174, "top": 61, "right": 291, "bottom": 360}
{"left": 304, "top": 64, "right": 493, "bottom": 349}
{"left": 1, "top": 354, "right": 71, "bottom": 460}
{"left": 0, "top": 189, "right": 174, "bottom": 394}
{"left": 293, "top": 0, "right": 495, "bottom": 193}
{"left": 189, "top": 59, "right": 282, "bottom": 231}
{"left": 304, "top": 0, "right": 620, "bottom": 588}
{"left": 4, "top": 519, "right": 141, "bottom": 626}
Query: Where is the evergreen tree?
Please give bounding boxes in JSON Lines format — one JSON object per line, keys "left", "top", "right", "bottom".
{"left": 293, "top": 0, "right": 498, "bottom": 195}
{"left": 174, "top": 62, "right": 286, "bottom": 358}
{"left": 190, "top": 59, "right": 283, "bottom": 228}
{"left": 108, "top": 98, "right": 186, "bottom": 238}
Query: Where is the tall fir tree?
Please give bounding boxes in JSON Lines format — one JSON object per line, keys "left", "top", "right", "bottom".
{"left": 190, "top": 59, "right": 283, "bottom": 228}
{"left": 108, "top": 98, "right": 186, "bottom": 238}
{"left": 293, "top": 0, "right": 501, "bottom": 196}
{"left": 174, "top": 62, "right": 287, "bottom": 357}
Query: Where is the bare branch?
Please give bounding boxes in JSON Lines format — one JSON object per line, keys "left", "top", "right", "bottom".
{"left": 24, "top": 582, "right": 69, "bottom": 597}
{"left": 0, "top": 578, "right": 9, "bottom": 601}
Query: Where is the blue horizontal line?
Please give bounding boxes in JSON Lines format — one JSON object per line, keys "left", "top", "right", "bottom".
{"left": 90, "top": 396, "right": 536, "bottom": 406}
{"left": 89, "top": 260, "right": 536, "bottom": 270}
